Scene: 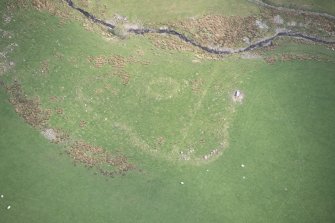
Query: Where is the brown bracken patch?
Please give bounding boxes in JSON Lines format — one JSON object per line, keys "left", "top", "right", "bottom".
{"left": 7, "top": 82, "right": 50, "bottom": 128}
{"left": 39, "top": 60, "right": 49, "bottom": 74}
{"left": 32, "top": 0, "right": 70, "bottom": 19}
{"left": 169, "top": 15, "right": 262, "bottom": 48}
{"left": 49, "top": 96, "right": 58, "bottom": 102}
{"left": 52, "top": 128, "right": 70, "bottom": 144}
{"left": 191, "top": 78, "right": 205, "bottom": 94}
{"left": 79, "top": 120, "right": 86, "bottom": 128}
{"left": 88, "top": 55, "right": 108, "bottom": 68}
{"left": 88, "top": 54, "right": 150, "bottom": 69}
{"left": 108, "top": 55, "right": 128, "bottom": 69}
{"left": 4, "top": 82, "right": 136, "bottom": 178}
{"left": 67, "top": 141, "right": 136, "bottom": 177}
{"left": 147, "top": 34, "right": 226, "bottom": 60}
{"left": 55, "top": 108, "right": 64, "bottom": 115}
{"left": 110, "top": 70, "right": 131, "bottom": 85}
{"left": 147, "top": 33, "right": 197, "bottom": 52}
{"left": 87, "top": 54, "right": 147, "bottom": 85}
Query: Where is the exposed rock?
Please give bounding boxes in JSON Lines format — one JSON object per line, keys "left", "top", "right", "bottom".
{"left": 41, "top": 128, "right": 57, "bottom": 141}
{"left": 243, "top": 36, "right": 251, "bottom": 44}
{"left": 273, "top": 15, "right": 284, "bottom": 25}
{"left": 256, "top": 19, "right": 268, "bottom": 30}
{"left": 287, "top": 21, "right": 297, "bottom": 27}
{"left": 114, "top": 13, "right": 127, "bottom": 21}
{"left": 2, "top": 14, "right": 12, "bottom": 24}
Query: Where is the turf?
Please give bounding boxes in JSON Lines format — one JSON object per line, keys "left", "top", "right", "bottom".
{"left": 1, "top": 1, "right": 335, "bottom": 223}
{"left": 264, "top": 0, "right": 335, "bottom": 15}
{"left": 2, "top": 58, "right": 335, "bottom": 223}
{"left": 3, "top": 8, "right": 245, "bottom": 162}
{"left": 71, "top": 0, "right": 260, "bottom": 23}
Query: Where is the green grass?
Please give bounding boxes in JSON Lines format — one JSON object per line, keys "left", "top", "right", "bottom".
{"left": 3, "top": 8, "right": 246, "bottom": 163}
{"left": 1, "top": 1, "right": 335, "bottom": 222}
{"left": 72, "top": 0, "right": 259, "bottom": 24}
{"left": 2, "top": 59, "right": 335, "bottom": 223}
{"left": 229, "top": 60, "right": 335, "bottom": 222}
{"left": 264, "top": 0, "right": 335, "bottom": 15}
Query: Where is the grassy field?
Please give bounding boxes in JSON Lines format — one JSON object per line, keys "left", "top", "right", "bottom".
{"left": 1, "top": 0, "right": 335, "bottom": 222}
{"left": 264, "top": 0, "right": 335, "bottom": 15}
{"left": 71, "top": 0, "right": 260, "bottom": 24}
{"left": 2, "top": 8, "right": 242, "bottom": 163}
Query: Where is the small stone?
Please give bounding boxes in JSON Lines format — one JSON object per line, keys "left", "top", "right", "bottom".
{"left": 0, "top": 194, "right": 3, "bottom": 198}
{"left": 180, "top": 181, "right": 184, "bottom": 185}
{"left": 234, "top": 90, "right": 241, "bottom": 97}
{"left": 7, "top": 205, "right": 11, "bottom": 210}
{"left": 242, "top": 176, "right": 246, "bottom": 179}
{"left": 242, "top": 36, "right": 250, "bottom": 44}
{"left": 241, "top": 164, "right": 245, "bottom": 168}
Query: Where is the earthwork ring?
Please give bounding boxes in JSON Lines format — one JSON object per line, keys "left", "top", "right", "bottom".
{"left": 147, "top": 77, "right": 180, "bottom": 100}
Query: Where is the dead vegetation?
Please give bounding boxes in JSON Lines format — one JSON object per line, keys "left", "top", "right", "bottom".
{"left": 88, "top": 54, "right": 148, "bottom": 68}
{"left": 32, "top": 0, "right": 70, "bottom": 19}
{"left": 7, "top": 0, "right": 70, "bottom": 20}
{"left": 41, "top": 128, "right": 69, "bottom": 143}
{"left": 148, "top": 33, "right": 197, "bottom": 52}
{"left": 67, "top": 141, "right": 136, "bottom": 177}
{"left": 7, "top": 82, "right": 51, "bottom": 128}
{"left": 79, "top": 120, "right": 86, "bottom": 128}
{"left": 54, "top": 107, "right": 63, "bottom": 115}
{"left": 88, "top": 55, "right": 108, "bottom": 68}
{"left": 108, "top": 55, "right": 129, "bottom": 69}
{"left": 151, "top": 8, "right": 334, "bottom": 54}
{"left": 263, "top": 7, "right": 335, "bottom": 36}
{"left": 110, "top": 70, "right": 131, "bottom": 85}
{"left": 39, "top": 60, "right": 49, "bottom": 75}
{"left": 32, "top": 0, "right": 55, "bottom": 11}
{"left": 169, "top": 15, "right": 263, "bottom": 48}
{"left": 4, "top": 80, "right": 135, "bottom": 178}
{"left": 147, "top": 34, "right": 225, "bottom": 60}
{"left": 191, "top": 78, "right": 205, "bottom": 94}
{"left": 87, "top": 54, "right": 149, "bottom": 85}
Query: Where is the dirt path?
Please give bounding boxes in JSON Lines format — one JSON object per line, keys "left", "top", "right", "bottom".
{"left": 64, "top": 0, "right": 335, "bottom": 55}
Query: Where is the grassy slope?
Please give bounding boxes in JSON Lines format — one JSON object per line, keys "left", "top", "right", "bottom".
{"left": 3, "top": 8, "right": 245, "bottom": 161}
{"left": 229, "top": 60, "right": 335, "bottom": 222}
{"left": 265, "top": 0, "right": 335, "bottom": 15}
{"left": 1, "top": 2, "right": 335, "bottom": 223}
{"left": 2, "top": 59, "right": 335, "bottom": 223}
{"left": 71, "top": 0, "right": 259, "bottom": 24}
